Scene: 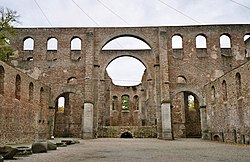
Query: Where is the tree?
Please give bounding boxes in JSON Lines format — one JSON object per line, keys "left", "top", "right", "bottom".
{"left": 0, "top": 7, "right": 19, "bottom": 61}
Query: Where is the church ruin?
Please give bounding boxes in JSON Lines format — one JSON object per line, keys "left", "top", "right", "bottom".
{"left": 0, "top": 24, "right": 250, "bottom": 145}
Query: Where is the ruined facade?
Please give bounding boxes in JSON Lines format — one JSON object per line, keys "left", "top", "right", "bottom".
{"left": 1, "top": 24, "right": 250, "bottom": 144}
{"left": 0, "top": 61, "right": 51, "bottom": 145}
{"left": 204, "top": 61, "right": 250, "bottom": 144}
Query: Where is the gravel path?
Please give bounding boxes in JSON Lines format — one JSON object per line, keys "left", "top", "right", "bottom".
{"left": 5, "top": 138, "right": 250, "bottom": 162}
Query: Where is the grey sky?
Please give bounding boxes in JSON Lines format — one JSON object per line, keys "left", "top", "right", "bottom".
{"left": 2, "top": 0, "right": 250, "bottom": 27}
{"left": 1, "top": 0, "right": 250, "bottom": 86}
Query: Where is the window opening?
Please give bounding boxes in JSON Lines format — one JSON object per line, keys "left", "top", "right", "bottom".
{"left": 222, "top": 80, "right": 227, "bottom": 101}
{"left": 196, "top": 35, "right": 207, "bottom": 48}
{"left": 244, "top": 34, "right": 250, "bottom": 42}
{"left": 134, "top": 95, "right": 139, "bottom": 110}
{"left": 0, "top": 66, "right": 4, "bottom": 94}
{"left": 58, "top": 96, "right": 65, "bottom": 113}
{"left": 112, "top": 96, "right": 118, "bottom": 110}
{"left": 244, "top": 34, "right": 250, "bottom": 57}
{"left": 67, "top": 77, "right": 77, "bottom": 84}
{"left": 15, "top": 75, "right": 21, "bottom": 100}
{"left": 27, "top": 57, "right": 34, "bottom": 61}
{"left": 29, "top": 82, "right": 34, "bottom": 101}
{"left": 40, "top": 87, "right": 44, "bottom": 106}
{"left": 172, "top": 35, "right": 183, "bottom": 49}
{"left": 177, "top": 76, "right": 187, "bottom": 84}
{"left": 220, "top": 34, "right": 231, "bottom": 48}
{"left": 47, "top": 37, "right": 58, "bottom": 50}
{"left": 122, "top": 95, "right": 129, "bottom": 110}
{"left": 187, "top": 95, "right": 195, "bottom": 111}
{"left": 211, "top": 86, "right": 216, "bottom": 101}
{"left": 23, "top": 37, "right": 34, "bottom": 50}
{"left": 236, "top": 73, "right": 242, "bottom": 98}
{"left": 71, "top": 37, "right": 81, "bottom": 50}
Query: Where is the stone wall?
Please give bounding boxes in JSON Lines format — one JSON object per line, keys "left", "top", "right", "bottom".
{"left": 0, "top": 61, "right": 51, "bottom": 145}
{"left": 204, "top": 61, "right": 250, "bottom": 144}
{"left": 98, "top": 126, "right": 157, "bottom": 138}
{"left": 6, "top": 24, "right": 250, "bottom": 139}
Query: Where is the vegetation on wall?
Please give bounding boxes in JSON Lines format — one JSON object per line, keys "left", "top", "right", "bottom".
{"left": 0, "top": 7, "right": 19, "bottom": 61}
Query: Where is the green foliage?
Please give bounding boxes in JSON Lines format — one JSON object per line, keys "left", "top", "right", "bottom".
{"left": 188, "top": 95, "right": 195, "bottom": 111}
{"left": 0, "top": 7, "right": 19, "bottom": 62}
{"left": 58, "top": 106, "right": 64, "bottom": 113}
{"left": 122, "top": 95, "right": 129, "bottom": 110}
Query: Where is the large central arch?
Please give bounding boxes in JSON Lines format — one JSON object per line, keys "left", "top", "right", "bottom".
{"left": 95, "top": 33, "right": 160, "bottom": 138}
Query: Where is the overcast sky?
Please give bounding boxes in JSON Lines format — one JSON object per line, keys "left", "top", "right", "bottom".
{"left": 1, "top": 0, "right": 250, "bottom": 27}
{"left": 1, "top": 0, "right": 250, "bottom": 86}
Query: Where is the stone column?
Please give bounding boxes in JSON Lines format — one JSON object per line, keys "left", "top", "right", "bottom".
{"left": 82, "top": 30, "right": 95, "bottom": 138}
{"left": 82, "top": 103, "right": 94, "bottom": 138}
{"left": 161, "top": 102, "right": 173, "bottom": 139}
{"left": 200, "top": 105, "right": 209, "bottom": 140}
{"left": 158, "top": 29, "right": 173, "bottom": 139}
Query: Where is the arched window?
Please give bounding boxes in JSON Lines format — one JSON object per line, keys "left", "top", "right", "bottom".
{"left": 172, "top": 35, "right": 183, "bottom": 49}
{"left": 67, "top": 77, "right": 77, "bottom": 84}
{"left": 187, "top": 94, "right": 195, "bottom": 111}
{"left": 112, "top": 96, "right": 118, "bottom": 110}
{"left": 58, "top": 96, "right": 65, "bottom": 113}
{"left": 222, "top": 80, "right": 227, "bottom": 101}
{"left": 40, "top": 87, "right": 45, "bottom": 106}
{"left": 23, "top": 37, "right": 34, "bottom": 50}
{"left": 122, "top": 95, "right": 129, "bottom": 110}
{"left": 236, "top": 73, "right": 242, "bottom": 98}
{"left": 133, "top": 95, "right": 139, "bottom": 110}
{"left": 211, "top": 86, "right": 215, "bottom": 101}
{"left": 15, "top": 74, "right": 21, "bottom": 100}
{"left": 71, "top": 37, "right": 81, "bottom": 50}
{"left": 196, "top": 35, "right": 207, "bottom": 48}
{"left": 47, "top": 37, "right": 58, "bottom": 50}
{"left": 27, "top": 57, "right": 34, "bottom": 61}
{"left": 220, "top": 34, "right": 231, "bottom": 48}
{"left": 244, "top": 34, "right": 250, "bottom": 57}
{"left": 0, "top": 66, "right": 5, "bottom": 94}
{"left": 244, "top": 34, "right": 250, "bottom": 42}
{"left": 177, "top": 76, "right": 187, "bottom": 84}
{"left": 29, "top": 82, "right": 34, "bottom": 101}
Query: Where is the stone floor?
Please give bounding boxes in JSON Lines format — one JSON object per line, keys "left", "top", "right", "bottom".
{"left": 5, "top": 138, "right": 250, "bottom": 162}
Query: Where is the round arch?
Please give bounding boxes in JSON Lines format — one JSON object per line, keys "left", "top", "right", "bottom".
{"left": 170, "top": 87, "right": 205, "bottom": 107}
{"left": 101, "top": 34, "right": 152, "bottom": 50}
{"left": 50, "top": 87, "right": 84, "bottom": 107}
{"left": 100, "top": 55, "right": 150, "bottom": 83}
{"left": 104, "top": 55, "right": 147, "bottom": 86}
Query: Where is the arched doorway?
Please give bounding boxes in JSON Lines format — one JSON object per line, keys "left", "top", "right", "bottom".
{"left": 172, "top": 91, "right": 202, "bottom": 138}
{"left": 53, "top": 92, "right": 82, "bottom": 137}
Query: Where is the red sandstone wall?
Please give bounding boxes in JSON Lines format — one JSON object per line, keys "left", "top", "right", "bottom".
{"left": 7, "top": 25, "right": 250, "bottom": 139}
{"left": 0, "top": 61, "right": 51, "bottom": 145}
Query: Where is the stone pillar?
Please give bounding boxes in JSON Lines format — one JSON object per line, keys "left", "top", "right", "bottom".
{"left": 158, "top": 29, "right": 173, "bottom": 139}
{"left": 82, "top": 103, "right": 94, "bottom": 138}
{"left": 161, "top": 102, "right": 173, "bottom": 139}
{"left": 200, "top": 105, "right": 209, "bottom": 140}
{"left": 82, "top": 30, "right": 95, "bottom": 138}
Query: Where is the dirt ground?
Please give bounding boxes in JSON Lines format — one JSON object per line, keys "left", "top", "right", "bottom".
{"left": 5, "top": 138, "right": 250, "bottom": 162}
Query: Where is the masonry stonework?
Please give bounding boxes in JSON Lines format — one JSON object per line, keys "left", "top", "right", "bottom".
{"left": 204, "top": 61, "right": 250, "bottom": 144}
{"left": 1, "top": 24, "right": 249, "bottom": 144}
{"left": 0, "top": 61, "right": 51, "bottom": 145}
